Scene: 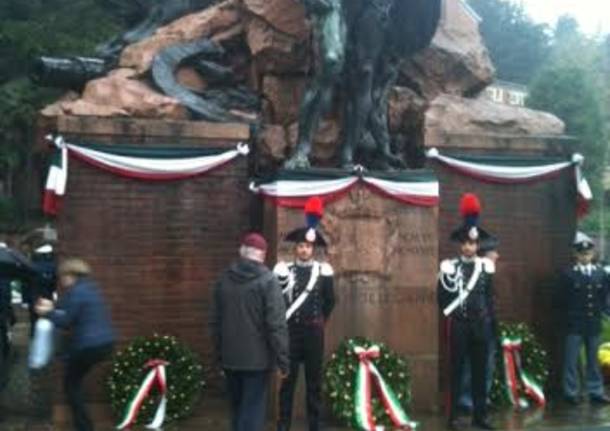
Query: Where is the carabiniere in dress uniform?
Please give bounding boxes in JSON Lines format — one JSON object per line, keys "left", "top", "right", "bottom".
{"left": 274, "top": 197, "right": 336, "bottom": 431}
{"left": 438, "top": 193, "right": 496, "bottom": 431}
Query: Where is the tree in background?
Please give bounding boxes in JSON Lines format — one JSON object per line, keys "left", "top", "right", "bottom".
{"left": 0, "top": 0, "right": 119, "bottom": 229}
{"left": 467, "top": 0, "right": 551, "bottom": 84}
{"left": 528, "top": 17, "right": 609, "bottom": 245}
{"left": 594, "top": 36, "right": 610, "bottom": 255}
{"left": 469, "top": 1, "right": 609, "bottom": 245}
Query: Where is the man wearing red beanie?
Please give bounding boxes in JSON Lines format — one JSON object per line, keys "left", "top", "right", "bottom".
{"left": 210, "top": 232, "right": 289, "bottom": 431}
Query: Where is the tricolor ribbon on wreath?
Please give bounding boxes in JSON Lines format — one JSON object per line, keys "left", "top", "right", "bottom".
{"left": 43, "top": 135, "right": 250, "bottom": 216}
{"left": 501, "top": 338, "right": 546, "bottom": 409}
{"left": 353, "top": 345, "right": 418, "bottom": 431}
{"left": 116, "top": 359, "right": 169, "bottom": 430}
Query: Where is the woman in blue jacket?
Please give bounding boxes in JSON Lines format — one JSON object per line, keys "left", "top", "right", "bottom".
{"left": 36, "top": 258, "right": 115, "bottom": 431}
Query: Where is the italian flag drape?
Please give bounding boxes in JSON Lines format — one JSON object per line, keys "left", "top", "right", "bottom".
{"left": 426, "top": 148, "right": 593, "bottom": 217}
{"left": 250, "top": 168, "right": 439, "bottom": 207}
{"left": 42, "top": 141, "right": 68, "bottom": 216}
{"left": 43, "top": 135, "right": 249, "bottom": 216}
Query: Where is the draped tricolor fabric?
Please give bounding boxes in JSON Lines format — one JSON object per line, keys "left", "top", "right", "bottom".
{"left": 43, "top": 135, "right": 249, "bottom": 216}
{"left": 250, "top": 168, "right": 439, "bottom": 208}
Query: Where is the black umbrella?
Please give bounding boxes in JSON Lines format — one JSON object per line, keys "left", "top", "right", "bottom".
{"left": 0, "top": 246, "right": 37, "bottom": 280}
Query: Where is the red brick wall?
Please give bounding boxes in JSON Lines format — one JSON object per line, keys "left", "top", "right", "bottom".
{"left": 48, "top": 119, "right": 252, "bottom": 409}
{"left": 432, "top": 160, "right": 576, "bottom": 393}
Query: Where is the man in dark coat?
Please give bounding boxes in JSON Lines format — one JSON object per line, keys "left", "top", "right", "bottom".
{"left": 209, "top": 233, "right": 289, "bottom": 431}
{"left": 0, "top": 240, "right": 19, "bottom": 357}
{"left": 438, "top": 194, "right": 495, "bottom": 430}
{"left": 274, "top": 197, "right": 336, "bottom": 431}
{"left": 0, "top": 274, "right": 14, "bottom": 358}
{"left": 560, "top": 231, "right": 610, "bottom": 405}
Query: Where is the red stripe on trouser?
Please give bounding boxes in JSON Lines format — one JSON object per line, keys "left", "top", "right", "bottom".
{"left": 445, "top": 317, "right": 452, "bottom": 418}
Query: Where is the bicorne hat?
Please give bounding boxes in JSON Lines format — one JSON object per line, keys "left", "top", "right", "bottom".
{"left": 450, "top": 193, "right": 491, "bottom": 243}
{"left": 284, "top": 197, "right": 327, "bottom": 247}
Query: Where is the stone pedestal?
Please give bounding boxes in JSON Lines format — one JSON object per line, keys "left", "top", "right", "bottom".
{"left": 264, "top": 180, "right": 440, "bottom": 416}
{"left": 39, "top": 116, "right": 252, "bottom": 419}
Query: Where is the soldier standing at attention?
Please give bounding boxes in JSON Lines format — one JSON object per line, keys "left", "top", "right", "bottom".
{"left": 560, "top": 232, "right": 610, "bottom": 405}
{"left": 274, "top": 197, "right": 336, "bottom": 431}
{"left": 438, "top": 194, "right": 496, "bottom": 430}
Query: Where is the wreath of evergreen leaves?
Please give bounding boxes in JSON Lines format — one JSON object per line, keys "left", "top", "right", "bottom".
{"left": 323, "top": 337, "right": 413, "bottom": 428}
{"left": 108, "top": 334, "right": 204, "bottom": 424}
{"left": 490, "top": 322, "right": 549, "bottom": 406}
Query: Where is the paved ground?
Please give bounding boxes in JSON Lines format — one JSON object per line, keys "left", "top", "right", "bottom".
{"left": 2, "top": 314, "right": 610, "bottom": 430}
{"left": 3, "top": 400, "right": 610, "bottom": 431}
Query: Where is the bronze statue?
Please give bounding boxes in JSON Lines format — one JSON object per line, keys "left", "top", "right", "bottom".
{"left": 151, "top": 40, "right": 259, "bottom": 122}
{"left": 284, "top": 0, "right": 441, "bottom": 170}
{"left": 96, "top": 0, "right": 217, "bottom": 63}
{"left": 284, "top": 0, "right": 347, "bottom": 169}
{"left": 31, "top": 57, "right": 108, "bottom": 91}
{"left": 340, "top": 0, "right": 441, "bottom": 170}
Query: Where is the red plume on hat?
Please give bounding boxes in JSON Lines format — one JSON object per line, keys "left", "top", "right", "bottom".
{"left": 450, "top": 192, "right": 490, "bottom": 242}
{"left": 284, "top": 196, "right": 327, "bottom": 246}
{"left": 304, "top": 196, "right": 324, "bottom": 229}
{"left": 459, "top": 193, "right": 481, "bottom": 227}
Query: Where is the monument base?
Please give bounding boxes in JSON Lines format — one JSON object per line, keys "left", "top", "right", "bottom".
{"left": 264, "top": 179, "right": 440, "bottom": 417}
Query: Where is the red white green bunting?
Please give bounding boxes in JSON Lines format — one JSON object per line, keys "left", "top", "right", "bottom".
{"left": 426, "top": 148, "right": 592, "bottom": 217}
{"left": 42, "top": 141, "right": 68, "bottom": 216}
{"left": 251, "top": 169, "right": 439, "bottom": 208}
{"left": 43, "top": 135, "right": 249, "bottom": 216}
{"left": 117, "top": 359, "right": 169, "bottom": 430}
{"left": 501, "top": 338, "right": 546, "bottom": 409}
{"left": 354, "top": 345, "right": 418, "bottom": 431}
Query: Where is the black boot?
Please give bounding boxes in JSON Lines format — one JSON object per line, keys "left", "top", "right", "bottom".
{"left": 590, "top": 394, "right": 610, "bottom": 405}
{"left": 447, "top": 418, "right": 461, "bottom": 430}
{"left": 472, "top": 417, "right": 495, "bottom": 430}
{"left": 277, "top": 420, "right": 290, "bottom": 431}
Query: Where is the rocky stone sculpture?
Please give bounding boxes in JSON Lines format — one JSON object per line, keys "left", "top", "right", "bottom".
{"left": 33, "top": 0, "right": 259, "bottom": 123}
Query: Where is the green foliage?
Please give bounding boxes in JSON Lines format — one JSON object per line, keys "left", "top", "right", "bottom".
{"left": 324, "top": 337, "right": 412, "bottom": 428}
{"left": 490, "top": 322, "right": 549, "bottom": 406}
{"left": 467, "top": 0, "right": 551, "bottom": 84}
{"left": 580, "top": 207, "right": 610, "bottom": 238}
{"left": 0, "top": 0, "right": 121, "bottom": 226}
{"left": 0, "top": 196, "right": 18, "bottom": 223}
{"left": 108, "top": 334, "right": 205, "bottom": 424}
{"left": 528, "top": 66, "right": 604, "bottom": 166}
{"left": 0, "top": 0, "right": 120, "bottom": 81}
{"left": 468, "top": 3, "right": 609, "bottom": 231}
{"left": 527, "top": 22, "right": 608, "bottom": 225}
